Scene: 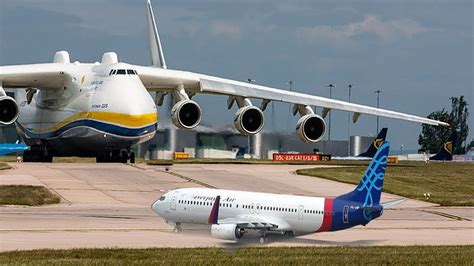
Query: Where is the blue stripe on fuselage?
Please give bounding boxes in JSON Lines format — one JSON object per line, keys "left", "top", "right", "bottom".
{"left": 17, "top": 120, "right": 158, "bottom": 139}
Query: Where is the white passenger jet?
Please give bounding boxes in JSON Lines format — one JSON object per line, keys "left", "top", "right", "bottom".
{"left": 0, "top": 1, "right": 448, "bottom": 162}
{"left": 152, "top": 141, "right": 404, "bottom": 243}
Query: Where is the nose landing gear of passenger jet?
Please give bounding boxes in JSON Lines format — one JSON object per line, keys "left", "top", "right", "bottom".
{"left": 173, "top": 222, "right": 182, "bottom": 233}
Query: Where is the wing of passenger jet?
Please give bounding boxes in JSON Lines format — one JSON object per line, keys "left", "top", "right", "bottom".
{"left": 218, "top": 214, "right": 290, "bottom": 231}
{"left": 0, "top": 63, "right": 67, "bottom": 89}
{"left": 135, "top": 66, "right": 449, "bottom": 127}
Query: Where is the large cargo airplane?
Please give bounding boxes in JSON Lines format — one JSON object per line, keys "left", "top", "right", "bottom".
{"left": 152, "top": 141, "right": 405, "bottom": 243}
{"left": 0, "top": 1, "right": 448, "bottom": 162}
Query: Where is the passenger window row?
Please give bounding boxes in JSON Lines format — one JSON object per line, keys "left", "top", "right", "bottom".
{"left": 178, "top": 199, "right": 308, "bottom": 214}
{"left": 305, "top": 209, "right": 333, "bottom": 215}
{"left": 260, "top": 206, "right": 297, "bottom": 213}
{"left": 178, "top": 200, "right": 212, "bottom": 206}
{"left": 109, "top": 69, "right": 138, "bottom": 76}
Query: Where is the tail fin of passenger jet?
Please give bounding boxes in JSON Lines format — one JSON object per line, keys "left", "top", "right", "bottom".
{"left": 430, "top": 131, "right": 456, "bottom": 161}
{"left": 208, "top": 196, "right": 221, "bottom": 225}
{"left": 357, "top": 128, "right": 388, "bottom": 158}
{"left": 337, "top": 141, "right": 389, "bottom": 207}
{"left": 146, "top": 0, "right": 167, "bottom": 68}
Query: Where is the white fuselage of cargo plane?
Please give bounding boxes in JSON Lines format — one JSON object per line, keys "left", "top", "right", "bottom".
{"left": 15, "top": 60, "right": 158, "bottom": 156}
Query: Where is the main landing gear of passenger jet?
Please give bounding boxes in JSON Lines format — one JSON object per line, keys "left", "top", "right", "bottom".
{"left": 259, "top": 235, "right": 269, "bottom": 244}
{"left": 259, "top": 230, "right": 269, "bottom": 244}
{"left": 96, "top": 149, "right": 135, "bottom": 163}
{"left": 23, "top": 145, "right": 53, "bottom": 163}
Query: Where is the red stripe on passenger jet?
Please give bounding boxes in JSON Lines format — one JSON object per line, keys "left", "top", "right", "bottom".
{"left": 316, "top": 198, "right": 334, "bottom": 232}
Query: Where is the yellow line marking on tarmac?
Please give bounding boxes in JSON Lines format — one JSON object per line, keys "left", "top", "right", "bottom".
{"left": 419, "top": 210, "right": 472, "bottom": 221}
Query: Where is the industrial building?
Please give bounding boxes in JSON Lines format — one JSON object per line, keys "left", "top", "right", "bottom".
{"left": 136, "top": 121, "right": 374, "bottom": 160}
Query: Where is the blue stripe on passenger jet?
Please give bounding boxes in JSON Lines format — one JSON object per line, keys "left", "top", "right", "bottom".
{"left": 18, "top": 120, "right": 158, "bottom": 139}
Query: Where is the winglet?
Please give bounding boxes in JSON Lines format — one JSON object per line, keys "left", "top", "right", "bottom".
{"left": 145, "top": 0, "right": 167, "bottom": 68}
{"left": 208, "top": 196, "right": 220, "bottom": 225}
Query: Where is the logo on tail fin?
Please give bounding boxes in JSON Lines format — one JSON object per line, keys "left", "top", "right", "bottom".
{"left": 444, "top": 141, "right": 453, "bottom": 154}
{"left": 373, "top": 138, "right": 383, "bottom": 149}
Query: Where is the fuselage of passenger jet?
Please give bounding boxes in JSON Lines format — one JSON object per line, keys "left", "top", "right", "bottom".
{"left": 152, "top": 142, "right": 404, "bottom": 243}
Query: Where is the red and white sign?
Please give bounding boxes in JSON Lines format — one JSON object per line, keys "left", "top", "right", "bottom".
{"left": 272, "top": 153, "right": 331, "bottom": 161}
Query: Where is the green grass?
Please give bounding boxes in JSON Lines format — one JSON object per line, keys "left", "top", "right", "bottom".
{"left": 0, "top": 162, "right": 10, "bottom": 170}
{"left": 0, "top": 156, "right": 16, "bottom": 162}
{"left": 297, "top": 162, "right": 474, "bottom": 206}
{"left": 0, "top": 185, "right": 61, "bottom": 206}
{"left": 0, "top": 246, "right": 471, "bottom": 265}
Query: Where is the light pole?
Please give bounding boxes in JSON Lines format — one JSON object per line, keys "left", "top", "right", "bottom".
{"left": 400, "top": 144, "right": 404, "bottom": 155}
{"left": 326, "top": 84, "right": 336, "bottom": 141}
{"left": 286, "top": 81, "right": 294, "bottom": 131}
{"left": 347, "top": 84, "right": 354, "bottom": 155}
{"left": 374, "top": 89, "right": 382, "bottom": 134}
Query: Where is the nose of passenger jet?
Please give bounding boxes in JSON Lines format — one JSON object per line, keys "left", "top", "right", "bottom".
{"left": 151, "top": 194, "right": 167, "bottom": 215}
{"left": 151, "top": 199, "right": 161, "bottom": 214}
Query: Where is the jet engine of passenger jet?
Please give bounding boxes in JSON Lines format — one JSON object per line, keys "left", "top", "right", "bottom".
{"left": 211, "top": 224, "right": 245, "bottom": 240}
{"left": 234, "top": 106, "right": 264, "bottom": 135}
{"left": 170, "top": 100, "right": 202, "bottom": 129}
{"left": 0, "top": 96, "right": 19, "bottom": 125}
{"left": 296, "top": 114, "right": 326, "bottom": 143}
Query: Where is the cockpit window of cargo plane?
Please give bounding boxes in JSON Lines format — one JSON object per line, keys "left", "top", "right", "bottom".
{"left": 109, "top": 69, "right": 137, "bottom": 76}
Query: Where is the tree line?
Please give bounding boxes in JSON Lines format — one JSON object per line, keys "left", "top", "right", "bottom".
{"left": 418, "top": 96, "right": 471, "bottom": 154}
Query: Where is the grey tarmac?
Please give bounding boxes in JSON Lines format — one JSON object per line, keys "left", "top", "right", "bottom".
{"left": 0, "top": 163, "right": 472, "bottom": 251}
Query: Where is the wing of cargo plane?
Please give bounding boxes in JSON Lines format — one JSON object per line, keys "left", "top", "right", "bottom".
{"left": 135, "top": 65, "right": 449, "bottom": 127}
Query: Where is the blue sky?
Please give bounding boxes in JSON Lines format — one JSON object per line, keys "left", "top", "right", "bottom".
{"left": 0, "top": 0, "right": 472, "bottom": 151}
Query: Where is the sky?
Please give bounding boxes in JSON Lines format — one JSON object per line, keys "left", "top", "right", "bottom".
{"left": 0, "top": 0, "right": 472, "bottom": 151}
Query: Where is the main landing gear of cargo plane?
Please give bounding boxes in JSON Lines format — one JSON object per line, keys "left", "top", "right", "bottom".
{"left": 96, "top": 149, "right": 136, "bottom": 163}
{"left": 23, "top": 145, "right": 53, "bottom": 163}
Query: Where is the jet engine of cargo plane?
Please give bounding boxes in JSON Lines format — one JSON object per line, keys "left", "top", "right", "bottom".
{"left": 295, "top": 114, "right": 326, "bottom": 143}
{"left": 234, "top": 106, "right": 264, "bottom": 135}
{"left": 0, "top": 96, "right": 19, "bottom": 125}
{"left": 170, "top": 99, "right": 202, "bottom": 129}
